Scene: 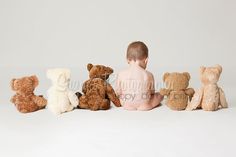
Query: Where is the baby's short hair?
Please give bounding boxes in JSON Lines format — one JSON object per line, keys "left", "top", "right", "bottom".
{"left": 126, "top": 41, "right": 148, "bottom": 61}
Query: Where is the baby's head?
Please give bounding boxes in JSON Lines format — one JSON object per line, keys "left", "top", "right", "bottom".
{"left": 126, "top": 41, "right": 148, "bottom": 69}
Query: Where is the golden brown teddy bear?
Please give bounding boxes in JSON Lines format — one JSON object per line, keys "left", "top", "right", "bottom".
{"left": 10, "top": 75, "right": 47, "bottom": 113}
{"left": 160, "top": 72, "right": 195, "bottom": 110}
{"left": 76, "top": 63, "right": 121, "bottom": 111}
{"left": 186, "top": 65, "right": 228, "bottom": 111}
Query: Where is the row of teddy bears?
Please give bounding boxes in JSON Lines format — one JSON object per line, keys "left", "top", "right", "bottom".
{"left": 10, "top": 63, "right": 228, "bottom": 115}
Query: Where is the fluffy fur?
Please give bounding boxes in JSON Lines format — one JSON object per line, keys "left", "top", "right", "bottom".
{"left": 10, "top": 75, "right": 47, "bottom": 113}
{"left": 47, "top": 68, "right": 78, "bottom": 115}
{"left": 186, "top": 65, "right": 228, "bottom": 111}
{"left": 76, "top": 63, "right": 121, "bottom": 111}
{"left": 160, "top": 72, "right": 195, "bottom": 110}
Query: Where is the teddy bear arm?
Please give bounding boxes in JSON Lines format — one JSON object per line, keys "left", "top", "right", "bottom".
{"left": 11, "top": 95, "right": 17, "bottom": 104}
{"left": 186, "top": 88, "right": 203, "bottom": 111}
{"left": 219, "top": 87, "right": 228, "bottom": 108}
{"left": 67, "top": 91, "right": 79, "bottom": 108}
{"left": 106, "top": 83, "right": 121, "bottom": 107}
{"left": 82, "top": 81, "right": 89, "bottom": 94}
{"left": 160, "top": 88, "right": 171, "bottom": 96}
{"left": 32, "top": 95, "right": 47, "bottom": 107}
{"left": 185, "top": 88, "right": 195, "bottom": 100}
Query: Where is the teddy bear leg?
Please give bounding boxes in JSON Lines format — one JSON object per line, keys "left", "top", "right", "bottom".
{"left": 17, "top": 103, "right": 39, "bottom": 113}
{"left": 33, "top": 96, "right": 47, "bottom": 109}
{"left": 219, "top": 87, "right": 228, "bottom": 108}
{"left": 88, "top": 100, "right": 100, "bottom": 111}
{"left": 65, "top": 104, "right": 74, "bottom": 112}
{"left": 16, "top": 105, "right": 28, "bottom": 113}
{"left": 99, "top": 99, "right": 110, "bottom": 110}
{"left": 78, "top": 95, "right": 89, "bottom": 109}
{"left": 47, "top": 105, "right": 61, "bottom": 115}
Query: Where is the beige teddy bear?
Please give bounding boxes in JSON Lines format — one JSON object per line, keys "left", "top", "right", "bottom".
{"left": 160, "top": 72, "right": 195, "bottom": 110}
{"left": 186, "top": 65, "right": 228, "bottom": 111}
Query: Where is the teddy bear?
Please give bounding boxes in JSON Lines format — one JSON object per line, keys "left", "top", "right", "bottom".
{"left": 47, "top": 68, "right": 79, "bottom": 115}
{"left": 186, "top": 65, "right": 228, "bottom": 111}
{"left": 76, "top": 63, "right": 121, "bottom": 111}
{"left": 10, "top": 75, "right": 47, "bottom": 113}
{"left": 160, "top": 72, "right": 195, "bottom": 110}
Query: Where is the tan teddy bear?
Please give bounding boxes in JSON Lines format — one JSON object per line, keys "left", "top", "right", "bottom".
{"left": 76, "top": 63, "right": 121, "bottom": 111}
{"left": 160, "top": 72, "right": 195, "bottom": 110}
{"left": 186, "top": 65, "right": 228, "bottom": 111}
{"left": 10, "top": 75, "right": 47, "bottom": 113}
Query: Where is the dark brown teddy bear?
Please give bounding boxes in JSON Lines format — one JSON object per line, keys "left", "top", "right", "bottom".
{"left": 76, "top": 63, "right": 121, "bottom": 111}
{"left": 10, "top": 75, "right": 47, "bottom": 113}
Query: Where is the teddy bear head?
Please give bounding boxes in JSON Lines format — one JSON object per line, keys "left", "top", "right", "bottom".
{"left": 87, "top": 63, "right": 113, "bottom": 80}
{"left": 47, "top": 68, "right": 71, "bottom": 91}
{"left": 11, "top": 75, "right": 39, "bottom": 95}
{"left": 163, "top": 72, "right": 190, "bottom": 90}
{"left": 200, "top": 65, "right": 222, "bottom": 85}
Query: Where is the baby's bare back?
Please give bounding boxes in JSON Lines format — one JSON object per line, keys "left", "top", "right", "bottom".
{"left": 116, "top": 65, "right": 154, "bottom": 109}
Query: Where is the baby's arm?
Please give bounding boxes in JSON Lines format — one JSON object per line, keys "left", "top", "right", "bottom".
{"left": 143, "top": 73, "right": 155, "bottom": 97}
{"left": 149, "top": 74, "right": 163, "bottom": 106}
{"left": 138, "top": 73, "right": 163, "bottom": 111}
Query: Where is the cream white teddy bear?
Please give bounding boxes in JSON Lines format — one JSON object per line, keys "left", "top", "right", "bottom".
{"left": 47, "top": 68, "right": 78, "bottom": 115}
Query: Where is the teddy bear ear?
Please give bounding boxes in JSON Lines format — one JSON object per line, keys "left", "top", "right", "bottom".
{"left": 183, "top": 72, "right": 190, "bottom": 81}
{"left": 87, "top": 63, "right": 93, "bottom": 71}
{"left": 64, "top": 69, "right": 71, "bottom": 80}
{"left": 30, "top": 75, "right": 39, "bottom": 87}
{"left": 163, "top": 73, "right": 170, "bottom": 82}
{"left": 106, "top": 67, "right": 113, "bottom": 74}
{"left": 200, "top": 66, "right": 206, "bottom": 74}
{"left": 215, "top": 64, "right": 222, "bottom": 74}
{"left": 10, "top": 79, "right": 16, "bottom": 91}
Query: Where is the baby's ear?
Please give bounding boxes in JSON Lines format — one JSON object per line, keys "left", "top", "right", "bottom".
{"left": 215, "top": 64, "right": 222, "bottom": 75}
{"left": 200, "top": 66, "right": 206, "bottom": 74}
{"left": 163, "top": 73, "right": 170, "bottom": 82}
{"left": 183, "top": 72, "right": 190, "bottom": 81}
{"left": 30, "top": 75, "right": 39, "bottom": 88}
{"left": 10, "top": 79, "right": 16, "bottom": 91}
{"left": 87, "top": 63, "right": 93, "bottom": 71}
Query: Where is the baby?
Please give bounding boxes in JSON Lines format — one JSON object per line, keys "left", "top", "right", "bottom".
{"left": 116, "top": 41, "right": 163, "bottom": 111}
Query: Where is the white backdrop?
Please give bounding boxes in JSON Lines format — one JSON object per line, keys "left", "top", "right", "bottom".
{"left": 1, "top": 0, "right": 236, "bottom": 98}
{"left": 0, "top": 0, "right": 236, "bottom": 157}
{"left": 1, "top": 0, "right": 236, "bottom": 68}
